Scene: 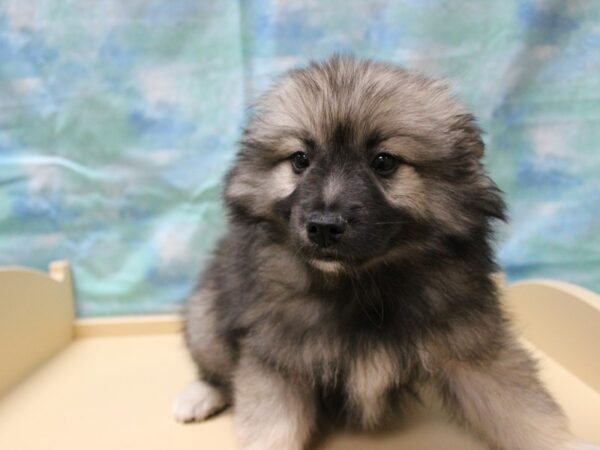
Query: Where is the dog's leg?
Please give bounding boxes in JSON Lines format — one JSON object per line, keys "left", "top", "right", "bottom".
{"left": 233, "top": 353, "right": 316, "bottom": 450}
{"left": 173, "top": 286, "right": 233, "bottom": 423}
{"left": 183, "top": 286, "right": 234, "bottom": 382}
{"left": 434, "top": 341, "right": 575, "bottom": 450}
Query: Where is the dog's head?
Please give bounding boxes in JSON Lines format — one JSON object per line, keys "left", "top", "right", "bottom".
{"left": 225, "top": 56, "right": 504, "bottom": 271}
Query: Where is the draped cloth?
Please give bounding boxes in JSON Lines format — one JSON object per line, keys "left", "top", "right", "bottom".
{"left": 0, "top": 0, "right": 598, "bottom": 316}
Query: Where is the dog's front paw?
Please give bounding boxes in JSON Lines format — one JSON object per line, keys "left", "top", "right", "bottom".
{"left": 172, "top": 380, "right": 226, "bottom": 423}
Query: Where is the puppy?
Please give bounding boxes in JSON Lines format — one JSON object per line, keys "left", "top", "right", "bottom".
{"left": 173, "top": 56, "right": 578, "bottom": 450}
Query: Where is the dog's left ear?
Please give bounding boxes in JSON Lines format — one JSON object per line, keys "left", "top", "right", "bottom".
{"left": 452, "top": 114, "right": 484, "bottom": 158}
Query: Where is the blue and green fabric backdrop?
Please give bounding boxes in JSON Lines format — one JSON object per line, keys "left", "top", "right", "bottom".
{"left": 1, "top": 0, "right": 599, "bottom": 316}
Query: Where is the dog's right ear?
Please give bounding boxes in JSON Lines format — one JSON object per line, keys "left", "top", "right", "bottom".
{"left": 451, "top": 114, "right": 485, "bottom": 159}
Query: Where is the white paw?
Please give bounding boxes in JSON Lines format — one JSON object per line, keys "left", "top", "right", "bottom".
{"left": 172, "top": 380, "right": 225, "bottom": 423}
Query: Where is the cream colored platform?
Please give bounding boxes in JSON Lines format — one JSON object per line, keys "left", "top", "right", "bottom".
{"left": 0, "top": 262, "right": 599, "bottom": 450}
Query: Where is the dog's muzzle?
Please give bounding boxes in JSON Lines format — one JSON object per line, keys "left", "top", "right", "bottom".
{"left": 306, "top": 212, "right": 347, "bottom": 248}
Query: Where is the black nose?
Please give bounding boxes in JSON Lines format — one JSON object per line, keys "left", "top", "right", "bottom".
{"left": 306, "top": 213, "right": 347, "bottom": 247}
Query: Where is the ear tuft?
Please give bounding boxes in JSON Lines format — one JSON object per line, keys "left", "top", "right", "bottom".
{"left": 452, "top": 114, "right": 485, "bottom": 158}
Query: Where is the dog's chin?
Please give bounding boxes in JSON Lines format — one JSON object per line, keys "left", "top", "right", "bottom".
{"left": 301, "top": 244, "right": 403, "bottom": 274}
{"left": 296, "top": 246, "right": 350, "bottom": 274}
{"left": 308, "top": 258, "right": 345, "bottom": 273}
{"left": 293, "top": 231, "right": 398, "bottom": 274}
{"left": 299, "top": 247, "right": 371, "bottom": 274}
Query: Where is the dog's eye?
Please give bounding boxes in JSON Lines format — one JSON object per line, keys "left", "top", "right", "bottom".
{"left": 291, "top": 152, "right": 310, "bottom": 172}
{"left": 371, "top": 153, "right": 400, "bottom": 176}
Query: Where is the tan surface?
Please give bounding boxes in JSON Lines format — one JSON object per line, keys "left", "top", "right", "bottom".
{"left": 0, "top": 263, "right": 599, "bottom": 449}
{"left": 0, "top": 334, "right": 236, "bottom": 450}
{"left": 0, "top": 261, "right": 74, "bottom": 396}
{"left": 0, "top": 333, "right": 598, "bottom": 450}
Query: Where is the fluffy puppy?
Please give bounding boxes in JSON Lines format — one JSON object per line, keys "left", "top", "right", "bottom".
{"left": 173, "top": 56, "right": 577, "bottom": 450}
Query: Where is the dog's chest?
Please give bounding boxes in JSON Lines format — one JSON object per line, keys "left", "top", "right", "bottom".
{"left": 318, "top": 341, "right": 403, "bottom": 427}
{"left": 254, "top": 288, "right": 413, "bottom": 422}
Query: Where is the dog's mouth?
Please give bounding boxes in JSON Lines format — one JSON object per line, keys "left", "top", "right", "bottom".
{"left": 297, "top": 231, "right": 406, "bottom": 273}
{"left": 300, "top": 246, "right": 362, "bottom": 272}
{"left": 309, "top": 259, "right": 344, "bottom": 273}
{"left": 292, "top": 213, "right": 406, "bottom": 271}
{"left": 302, "top": 244, "right": 342, "bottom": 259}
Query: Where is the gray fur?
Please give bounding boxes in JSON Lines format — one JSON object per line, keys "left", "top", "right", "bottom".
{"left": 175, "top": 56, "right": 576, "bottom": 450}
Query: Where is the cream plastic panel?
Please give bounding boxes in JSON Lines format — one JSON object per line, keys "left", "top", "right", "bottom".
{"left": 504, "top": 279, "right": 600, "bottom": 392}
{"left": 0, "top": 261, "right": 74, "bottom": 396}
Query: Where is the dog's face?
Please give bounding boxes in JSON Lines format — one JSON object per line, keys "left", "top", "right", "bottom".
{"left": 226, "top": 57, "right": 504, "bottom": 271}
